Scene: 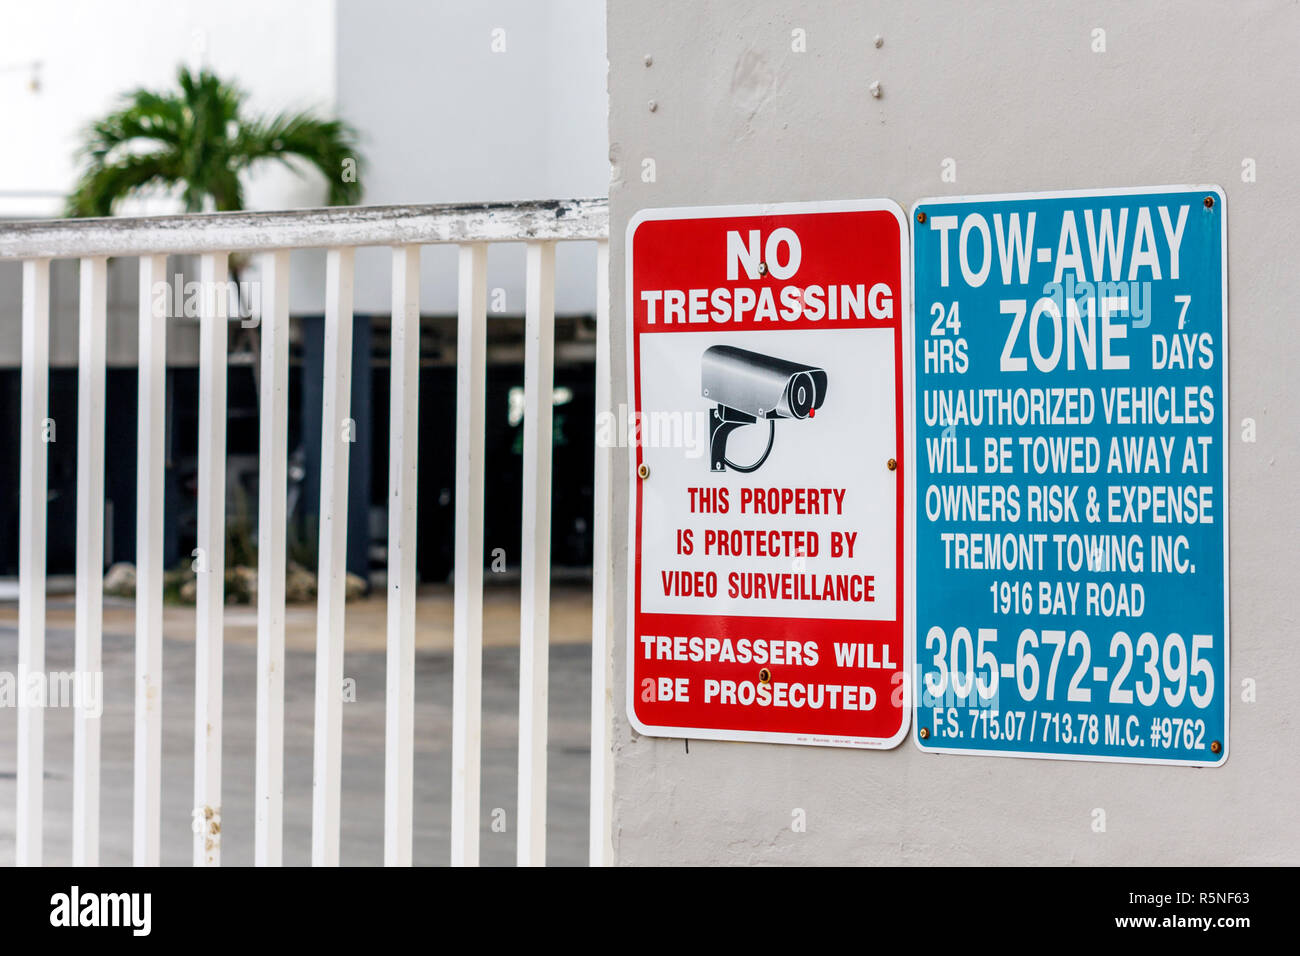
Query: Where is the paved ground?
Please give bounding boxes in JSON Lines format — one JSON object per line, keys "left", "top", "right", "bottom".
{"left": 0, "top": 579, "right": 594, "bottom": 866}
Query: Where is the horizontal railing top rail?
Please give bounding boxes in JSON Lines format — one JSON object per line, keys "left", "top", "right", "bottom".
{"left": 0, "top": 198, "right": 608, "bottom": 259}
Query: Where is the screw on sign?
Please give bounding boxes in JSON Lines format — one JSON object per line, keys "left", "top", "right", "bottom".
{"left": 626, "top": 199, "right": 912, "bottom": 749}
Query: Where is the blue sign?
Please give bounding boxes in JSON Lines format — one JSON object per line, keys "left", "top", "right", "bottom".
{"left": 910, "top": 187, "right": 1228, "bottom": 765}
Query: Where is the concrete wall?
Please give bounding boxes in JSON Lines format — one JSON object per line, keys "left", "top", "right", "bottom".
{"left": 606, "top": 0, "right": 1299, "bottom": 864}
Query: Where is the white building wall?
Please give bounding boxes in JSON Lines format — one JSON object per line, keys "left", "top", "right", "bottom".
{"left": 1, "top": 0, "right": 611, "bottom": 367}
{"left": 332, "top": 0, "right": 608, "bottom": 318}
{"left": 0, "top": 0, "right": 338, "bottom": 367}
{"left": 605, "top": 0, "right": 1300, "bottom": 865}
{"left": 0, "top": 0, "right": 338, "bottom": 218}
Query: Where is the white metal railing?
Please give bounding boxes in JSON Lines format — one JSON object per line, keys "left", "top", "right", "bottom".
{"left": 0, "top": 198, "right": 613, "bottom": 867}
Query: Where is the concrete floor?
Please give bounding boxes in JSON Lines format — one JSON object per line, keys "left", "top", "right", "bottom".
{"left": 0, "top": 581, "right": 594, "bottom": 866}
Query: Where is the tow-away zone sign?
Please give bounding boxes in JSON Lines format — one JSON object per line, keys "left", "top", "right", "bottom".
{"left": 909, "top": 186, "right": 1229, "bottom": 766}
{"left": 625, "top": 199, "right": 912, "bottom": 748}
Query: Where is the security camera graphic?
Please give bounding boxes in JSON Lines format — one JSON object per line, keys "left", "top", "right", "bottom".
{"left": 701, "top": 345, "right": 827, "bottom": 473}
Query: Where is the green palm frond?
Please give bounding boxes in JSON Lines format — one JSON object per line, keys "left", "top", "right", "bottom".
{"left": 65, "top": 65, "right": 363, "bottom": 218}
{"left": 65, "top": 151, "right": 184, "bottom": 218}
{"left": 234, "top": 111, "right": 363, "bottom": 206}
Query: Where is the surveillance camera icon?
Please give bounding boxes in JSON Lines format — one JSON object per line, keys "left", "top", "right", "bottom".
{"left": 700, "top": 345, "right": 827, "bottom": 473}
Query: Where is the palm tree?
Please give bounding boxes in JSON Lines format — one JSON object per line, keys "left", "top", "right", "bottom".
{"left": 63, "top": 68, "right": 365, "bottom": 575}
{"left": 65, "top": 65, "right": 362, "bottom": 217}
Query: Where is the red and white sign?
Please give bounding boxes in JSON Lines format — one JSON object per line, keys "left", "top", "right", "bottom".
{"left": 626, "top": 199, "right": 912, "bottom": 748}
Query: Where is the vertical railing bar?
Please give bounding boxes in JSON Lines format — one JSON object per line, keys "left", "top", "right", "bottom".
{"left": 518, "top": 241, "right": 556, "bottom": 867}
{"left": 311, "top": 246, "right": 355, "bottom": 867}
{"left": 384, "top": 245, "right": 421, "bottom": 866}
{"left": 255, "top": 249, "right": 291, "bottom": 866}
{"left": 451, "top": 243, "right": 487, "bottom": 867}
{"left": 16, "top": 258, "right": 50, "bottom": 867}
{"left": 588, "top": 240, "right": 615, "bottom": 866}
{"left": 73, "top": 255, "right": 108, "bottom": 866}
{"left": 194, "top": 252, "right": 229, "bottom": 866}
{"left": 134, "top": 254, "right": 167, "bottom": 866}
